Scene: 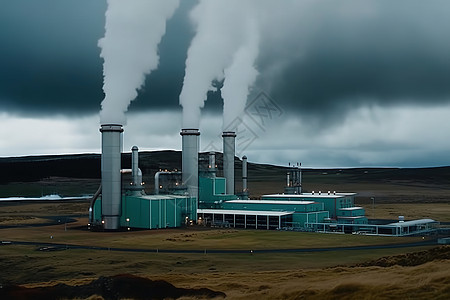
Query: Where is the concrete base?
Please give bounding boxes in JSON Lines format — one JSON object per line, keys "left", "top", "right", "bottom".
{"left": 103, "top": 216, "right": 120, "bottom": 230}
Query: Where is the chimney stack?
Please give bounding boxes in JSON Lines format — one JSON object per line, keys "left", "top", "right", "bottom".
{"left": 131, "top": 146, "right": 139, "bottom": 186}
{"left": 180, "top": 128, "right": 200, "bottom": 200}
{"left": 242, "top": 155, "right": 248, "bottom": 200}
{"left": 129, "top": 146, "right": 144, "bottom": 195}
{"left": 100, "top": 124, "right": 123, "bottom": 230}
{"left": 222, "top": 131, "right": 236, "bottom": 195}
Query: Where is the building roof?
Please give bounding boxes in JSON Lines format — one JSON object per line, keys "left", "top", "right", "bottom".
{"left": 226, "top": 199, "right": 316, "bottom": 205}
{"left": 262, "top": 192, "right": 356, "bottom": 199}
{"left": 338, "top": 206, "right": 364, "bottom": 211}
{"left": 387, "top": 218, "right": 438, "bottom": 227}
{"left": 139, "top": 195, "right": 191, "bottom": 200}
{"left": 197, "top": 209, "right": 294, "bottom": 217}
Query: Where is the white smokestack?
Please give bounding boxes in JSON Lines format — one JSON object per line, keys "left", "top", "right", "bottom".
{"left": 99, "top": 0, "right": 180, "bottom": 125}
{"left": 100, "top": 124, "right": 123, "bottom": 230}
{"left": 222, "top": 131, "right": 236, "bottom": 195}
{"left": 242, "top": 155, "right": 248, "bottom": 200}
{"left": 181, "top": 129, "right": 200, "bottom": 200}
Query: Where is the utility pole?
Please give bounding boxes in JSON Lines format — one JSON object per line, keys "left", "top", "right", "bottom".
{"left": 371, "top": 197, "right": 375, "bottom": 219}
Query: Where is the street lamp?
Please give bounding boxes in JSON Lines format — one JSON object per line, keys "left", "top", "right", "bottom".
{"left": 371, "top": 197, "right": 375, "bottom": 219}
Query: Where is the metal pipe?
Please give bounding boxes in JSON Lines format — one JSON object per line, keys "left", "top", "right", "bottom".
{"left": 154, "top": 172, "right": 161, "bottom": 195}
{"left": 100, "top": 124, "right": 123, "bottom": 230}
{"left": 209, "top": 151, "right": 216, "bottom": 176}
{"left": 242, "top": 155, "right": 248, "bottom": 200}
{"left": 222, "top": 131, "right": 236, "bottom": 195}
{"left": 298, "top": 163, "right": 302, "bottom": 194}
{"left": 154, "top": 171, "right": 181, "bottom": 195}
{"left": 128, "top": 146, "right": 144, "bottom": 195}
{"left": 180, "top": 128, "right": 200, "bottom": 200}
{"left": 88, "top": 185, "right": 102, "bottom": 226}
{"left": 131, "top": 146, "right": 139, "bottom": 186}
{"left": 291, "top": 166, "right": 296, "bottom": 186}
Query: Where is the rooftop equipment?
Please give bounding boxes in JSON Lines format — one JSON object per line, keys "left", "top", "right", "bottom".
{"left": 285, "top": 162, "right": 302, "bottom": 194}
{"left": 129, "top": 146, "right": 144, "bottom": 195}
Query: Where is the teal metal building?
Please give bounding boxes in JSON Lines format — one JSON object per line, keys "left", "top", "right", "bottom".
{"left": 91, "top": 151, "right": 367, "bottom": 231}
{"left": 196, "top": 174, "right": 367, "bottom": 230}
{"left": 94, "top": 130, "right": 436, "bottom": 235}
{"left": 92, "top": 194, "right": 197, "bottom": 229}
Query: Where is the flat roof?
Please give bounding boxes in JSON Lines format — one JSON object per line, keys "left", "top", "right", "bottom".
{"left": 338, "top": 206, "right": 364, "bottom": 211}
{"left": 226, "top": 200, "right": 316, "bottom": 205}
{"left": 263, "top": 193, "right": 356, "bottom": 199}
{"left": 387, "top": 218, "right": 438, "bottom": 227}
{"left": 198, "top": 209, "right": 294, "bottom": 217}
{"left": 139, "top": 195, "right": 191, "bottom": 200}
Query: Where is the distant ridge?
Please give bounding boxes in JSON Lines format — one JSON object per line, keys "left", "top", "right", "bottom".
{"left": 1, "top": 151, "right": 449, "bottom": 185}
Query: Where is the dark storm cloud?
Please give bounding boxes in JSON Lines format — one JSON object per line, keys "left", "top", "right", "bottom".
{"left": 0, "top": 0, "right": 198, "bottom": 116}
{"left": 0, "top": 0, "right": 106, "bottom": 115}
{"left": 1, "top": 0, "right": 450, "bottom": 122}
{"left": 257, "top": 0, "right": 450, "bottom": 123}
{"left": 129, "top": 0, "right": 197, "bottom": 113}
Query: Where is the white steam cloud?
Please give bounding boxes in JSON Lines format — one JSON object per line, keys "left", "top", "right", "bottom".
{"left": 179, "top": 0, "right": 260, "bottom": 129}
{"left": 221, "top": 17, "right": 259, "bottom": 129}
{"left": 99, "top": 0, "right": 180, "bottom": 125}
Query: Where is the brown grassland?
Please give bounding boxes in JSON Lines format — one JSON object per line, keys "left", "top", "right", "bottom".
{"left": 1, "top": 166, "right": 450, "bottom": 299}
{"left": 0, "top": 201, "right": 449, "bottom": 299}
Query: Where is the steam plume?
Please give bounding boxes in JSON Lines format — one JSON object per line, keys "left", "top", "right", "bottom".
{"left": 222, "top": 17, "right": 260, "bottom": 129}
{"left": 99, "top": 0, "right": 180, "bottom": 125}
{"left": 179, "top": 0, "right": 256, "bottom": 129}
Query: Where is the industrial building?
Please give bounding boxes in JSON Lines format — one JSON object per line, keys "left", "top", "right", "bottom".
{"left": 90, "top": 125, "right": 439, "bottom": 236}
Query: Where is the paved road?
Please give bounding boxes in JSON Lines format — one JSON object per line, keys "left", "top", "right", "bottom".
{"left": 3, "top": 239, "right": 438, "bottom": 254}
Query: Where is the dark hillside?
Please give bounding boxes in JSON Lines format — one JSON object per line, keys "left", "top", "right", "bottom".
{"left": 1, "top": 152, "right": 450, "bottom": 201}
{"left": 0, "top": 154, "right": 101, "bottom": 183}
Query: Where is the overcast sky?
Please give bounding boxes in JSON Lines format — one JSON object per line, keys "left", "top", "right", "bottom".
{"left": 1, "top": 0, "right": 450, "bottom": 168}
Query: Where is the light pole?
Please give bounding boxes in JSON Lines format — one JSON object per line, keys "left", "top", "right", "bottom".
{"left": 371, "top": 197, "right": 375, "bottom": 219}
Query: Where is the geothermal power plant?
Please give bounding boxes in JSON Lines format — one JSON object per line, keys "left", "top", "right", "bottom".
{"left": 90, "top": 125, "right": 439, "bottom": 236}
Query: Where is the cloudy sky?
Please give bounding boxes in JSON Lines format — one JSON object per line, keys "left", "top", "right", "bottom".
{"left": 1, "top": 0, "right": 450, "bottom": 168}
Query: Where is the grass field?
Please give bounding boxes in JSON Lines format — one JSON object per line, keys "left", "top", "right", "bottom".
{"left": 0, "top": 217, "right": 425, "bottom": 250}
{"left": 361, "top": 202, "right": 450, "bottom": 221}
{"left": 1, "top": 209, "right": 448, "bottom": 299}
{"left": 1, "top": 241, "right": 448, "bottom": 299}
{"left": 1, "top": 161, "right": 450, "bottom": 298}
